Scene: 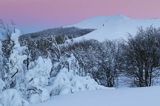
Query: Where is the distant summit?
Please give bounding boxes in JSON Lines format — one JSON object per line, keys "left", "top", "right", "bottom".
{"left": 66, "top": 15, "right": 160, "bottom": 41}
{"left": 66, "top": 15, "right": 131, "bottom": 29}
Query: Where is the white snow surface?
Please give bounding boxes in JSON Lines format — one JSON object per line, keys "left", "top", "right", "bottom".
{"left": 31, "top": 86, "right": 160, "bottom": 106}
{"left": 67, "top": 15, "right": 160, "bottom": 41}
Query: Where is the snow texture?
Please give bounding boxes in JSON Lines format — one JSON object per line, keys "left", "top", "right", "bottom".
{"left": 26, "top": 57, "right": 52, "bottom": 87}
{"left": 31, "top": 86, "right": 160, "bottom": 106}
{"left": 0, "top": 89, "right": 29, "bottom": 106}
{"left": 0, "top": 79, "right": 5, "bottom": 93}
{"left": 48, "top": 68, "right": 105, "bottom": 96}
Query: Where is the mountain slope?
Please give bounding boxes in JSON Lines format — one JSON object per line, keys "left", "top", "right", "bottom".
{"left": 19, "top": 27, "right": 94, "bottom": 46}
{"left": 67, "top": 15, "right": 160, "bottom": 41}
{"left": 31, "top": 86, "right": 160, "bottom": 106}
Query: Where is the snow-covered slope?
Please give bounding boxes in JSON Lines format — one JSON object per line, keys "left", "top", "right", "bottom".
{"left": 31, "top": 86, "right": 160, "bottom": 106}
{"left": 67, "top": 15, "right": 160, "bottom": 41}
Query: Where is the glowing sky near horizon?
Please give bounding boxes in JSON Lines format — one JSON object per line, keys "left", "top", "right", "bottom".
{"left": 0, "top": 0, "right": 160, "bottom": 33}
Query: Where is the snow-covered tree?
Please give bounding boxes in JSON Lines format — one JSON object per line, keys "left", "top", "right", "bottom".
{"left": 0, "top": 89, "right": 29, "bottom": 106}
{"left": 25, "top": 56, "right": 52, "bottom": 103}
{"left": 49, "top": 53, "right": 105, "bottom": 96}
{"left": 4, "top": 29, "right": 28, "bottom": 90}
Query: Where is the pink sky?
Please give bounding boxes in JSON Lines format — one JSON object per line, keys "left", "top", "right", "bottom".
{"left": 0, "top": 0, "right": 160, "bottom": 33}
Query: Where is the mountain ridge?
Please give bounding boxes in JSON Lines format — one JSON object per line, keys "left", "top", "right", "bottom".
{"left": 20, "top": 15, "right": 160, "bottom": 42}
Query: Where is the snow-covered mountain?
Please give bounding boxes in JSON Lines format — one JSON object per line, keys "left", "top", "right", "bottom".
{"left": 1, "top": 15, "right": 160, "bottom": 106}
{"left": 67, "top": 15, "right": 160, "bottom": 41}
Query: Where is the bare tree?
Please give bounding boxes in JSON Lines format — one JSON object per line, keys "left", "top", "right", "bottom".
{"left": 122, "top": 26, "right": 160, "bottom": 87}
{"left": 93, "top": 40, "right": 120, "bottom": 87}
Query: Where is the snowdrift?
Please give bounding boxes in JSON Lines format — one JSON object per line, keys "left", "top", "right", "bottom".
{"left": 31, "top": 86, "right": 160, "bottom": 106}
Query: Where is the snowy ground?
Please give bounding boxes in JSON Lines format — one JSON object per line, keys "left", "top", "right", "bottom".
{"left": 31, "top": 86, "right": 160, "bottom": 106}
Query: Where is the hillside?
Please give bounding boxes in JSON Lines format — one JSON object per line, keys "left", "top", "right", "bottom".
{"left": 20, "top": 27, "right": 94, "bottom": 42}
{"left": 67, "top": 15, "right": 160, "bottom": 41}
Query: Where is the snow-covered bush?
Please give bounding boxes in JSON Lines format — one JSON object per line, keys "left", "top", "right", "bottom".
{"left": 26, "top": 57, "right": 52, "bottom": 87}
{"left": 0, "top": 89, "right": 29, "bottom": 106}
{"left": 25, "top": 57, "right": 52, "bottom": 102}
{"left": 49, "top": 54, "right": 105, "bottom": 96}
{"left": 50, "top": 68, "right": 105, "bottom": 96}
{"left": 29, "top": 88, "right": 50, "bottom": 104}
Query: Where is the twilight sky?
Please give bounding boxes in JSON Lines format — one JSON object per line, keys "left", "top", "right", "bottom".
{"left": 0, "top": 0, "right": 160, "bottom": 33}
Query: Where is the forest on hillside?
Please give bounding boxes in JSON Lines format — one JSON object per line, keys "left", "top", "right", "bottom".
{"left": 0, "top": 21, "right": 160, "bottom": 106}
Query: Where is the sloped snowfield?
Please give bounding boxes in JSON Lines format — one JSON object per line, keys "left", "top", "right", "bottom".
{"left": 67, "top": 15, "right": 160, "bottom": 41}
{"left": 31, "top": 86, "right": 160, "bottom": 106}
